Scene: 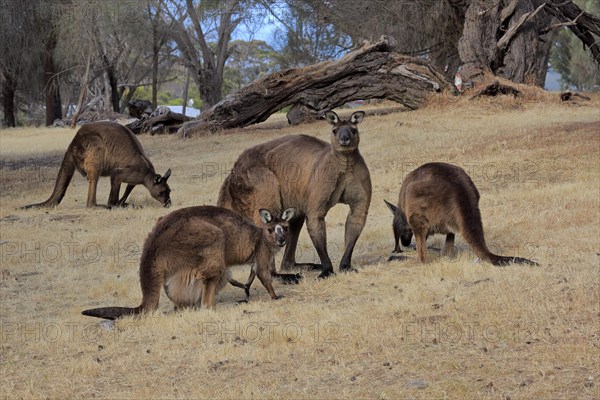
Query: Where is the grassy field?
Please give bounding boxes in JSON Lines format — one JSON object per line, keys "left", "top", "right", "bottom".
{"left": 0, "top": 93, "right": 599, "bottom": 399}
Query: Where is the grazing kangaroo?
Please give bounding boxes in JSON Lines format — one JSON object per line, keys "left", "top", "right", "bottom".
{"left": 82, "top": 206, "right": 295, "bottom": 320}
{"left": 23, "top": 121, "right": 172, "bottom": 209}
{"left": 384, "top": 162, "right": 537, "bottom": 265}
{"left": 218, "top": 110, "right": 371, "bottom": 279}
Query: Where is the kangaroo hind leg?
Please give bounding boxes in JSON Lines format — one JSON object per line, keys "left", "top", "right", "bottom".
{"left": 441, "top": 233, "right": 456, "bottom": 257}
{"left": 196, "top": 226, "right": 227, "bottom": 310}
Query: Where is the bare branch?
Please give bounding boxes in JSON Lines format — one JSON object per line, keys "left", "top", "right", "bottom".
{"left": 117, "top": 77, "right": 178, "bottom": 88}
{"left": 497, "top": 3, "right": 546, "bottom": 51}
{"left": 538, "top": 11, "right": 584, "bottom": 35}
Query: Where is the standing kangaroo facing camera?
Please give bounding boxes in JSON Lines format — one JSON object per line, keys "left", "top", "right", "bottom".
{"left": 82, "top": 206, "right": 295, "bottom": 320}
{"left": 218, "top": 110, "right": 372, "bottom": 279}
{"left": 385, "top": 162, "right": 537, "bottom": 266}
{"left": 23, "top": 121, "right": 172, "bottom": 209}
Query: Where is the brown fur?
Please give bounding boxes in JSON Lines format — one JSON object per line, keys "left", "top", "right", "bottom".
{"left": 22, "top": 121, "right": 172, "bottom": 209}
{"left": 385, "top": 162, "right": 537, "bottom": 266}
{"left": 81, "top": 206, "right": 295, "bottom": 320}
{"left": 218, "top": 110, "right": 371, "bottom": 278}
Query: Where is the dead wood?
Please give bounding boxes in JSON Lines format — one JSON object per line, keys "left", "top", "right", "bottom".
{"left": 179, "top": 37, "right": 450, "bottom": 137}
{"left": 126, "top": 107, "right": 192, "bottom": 135}
{"left": 470, "top": 80, "right": 522, "bottom": 99}
{"left": 560, "top": 91, "right": 591, "bottom": 102}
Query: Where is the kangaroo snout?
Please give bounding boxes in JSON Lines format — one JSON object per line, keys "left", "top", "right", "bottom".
{"left": 338, "top": 130, "right": 352, "bottom": 146}
{"left": 339, "top": 137, "right": 351, "bottom": 146}
{"left": 163, "top": 199, "right": 172, "bottom": 207}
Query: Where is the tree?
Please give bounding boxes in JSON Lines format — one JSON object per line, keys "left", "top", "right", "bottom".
{"left": 550, "top": 0, "right": 600, "bottom": 91}
{"left": 38, "top": 2, "right": 64, "bottom": 126}
{"left": 301, "top": 0, "right": 600, "bottom": 87}
{"left": 179, "top": 38, "right": 449, "bottom": 137}
{"left": 265, "top": 0, "right": 352, "bottom": 69}
{"left": 0, "top": 0, "right": 61, "bottom": 127}
{"left": 163, "top": 0, "right": 251, "bottom": 108}
{"left": 0, "top": 0, "right": 35, "bottom": 127}
{"left": 55, "top": 0, "right": 176, "bottom": 117}
{"left": 223, "top": 39, "right": 277, "bottom": 93}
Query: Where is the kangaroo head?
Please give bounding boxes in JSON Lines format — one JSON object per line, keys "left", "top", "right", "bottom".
{"left": 324, "top": 110, "right": 365, "bottom": 153}
{"left": 259, "top": 208, "right": 295, "bottom": 247}
{"left": 150, "top": 169, "right": 172, "bottom": 207}
{"left": 384, "top": 200, "right": 413, "bottom": 247}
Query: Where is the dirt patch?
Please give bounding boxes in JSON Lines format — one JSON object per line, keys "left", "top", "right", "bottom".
{"left": 0, "top": 154, "right": 64, "bottom": 198}
{"left": 0, "top": 154, "right": 64, "bottom": 170}
{"left": 0, "top": 214, "right": 82, "bottom": 224}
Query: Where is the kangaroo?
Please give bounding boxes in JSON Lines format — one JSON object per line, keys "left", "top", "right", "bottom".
{"left": 23, "top": 121, "right": 172, "bottom": 209}
{"left": 218, "top": 110, "right": 371, "bottom": 279}
{"left": 384, "top": 162, "right": 537, "bottom": 265}
{"left": 82, "top": 206, "right": 295, "bottom": 320}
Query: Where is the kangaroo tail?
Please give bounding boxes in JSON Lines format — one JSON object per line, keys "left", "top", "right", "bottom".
{"left": 487, "top": 255, "right": 539, "bottom": 266}
{"left": 22, "top": 152, "right": 76, "bottom": 209}
{"left": 458, "top": 205, "right": 538, "bottom": 267}
{"left": 81, "top": 306, "right": 142, "bottom": 320}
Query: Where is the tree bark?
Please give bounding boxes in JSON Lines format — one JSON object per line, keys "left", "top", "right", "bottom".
{"left": 542, "top": 0, "right": 600, "bottom": 65}
{"left": 305, "top": 0, "right": 597, "bottom": 85}
{"left": 44, "top": 36, "right": 62, "bottom": 126}
{"left": 179, "top": 38, "right": 449, "bottom": 137}
{"left": 101, "top": 54, "right": 121, "bottom": 113}
{"left": 182, "top": 67, "right": 190, "bottom": 116}
{"left": 71, "top": 38, "right": 94, "bottom": 128}
{"left": 457, "top": 0, "right": 555, "bottom": 87}
{"left": 151, "top": 10, "right": 159, "bottom": 111}
{"left": 2, "top": 75, "right": 16, "bottom": 127}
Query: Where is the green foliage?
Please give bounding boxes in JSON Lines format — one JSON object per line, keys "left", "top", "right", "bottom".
{"left": 124, "top": 82, "right": 203, "bottom": 109}
{"left": 223, "top": 39, "right": 278, "bottom": 95}
{"left": 270, "top": 1, "right": 351, "bottom": 69}
{"left": 549, "top": 0, "right": 600, "bottom": 91}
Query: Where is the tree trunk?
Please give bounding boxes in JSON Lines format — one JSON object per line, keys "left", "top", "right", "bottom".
{"left": 179, "top": 38, "right": 450, "bottom": 137}
{"left": 122, "top": 85, "right": 139, "bottom": 113}
{"left": 192, "top": 67, "right": 223, "bottom": 110}
{"left": 71, "top": 38, "right": 94, "bottom": 128}
{"left": 2, "top": 75, "right": 17, "bottom": 127}
{"left": 457, "top": 0, "right": 555, "bottom": 87}
{"left": 104, "top": 60, "right": 120, "bottom": 113}
{"left": 151, "top": 30, "right": 159, "bottom": 111}
{"left": 182, "top": 67, "right": 190, "bottom": 116}
{"left": 44, "top": 35, "right": 62, "bottom": 126}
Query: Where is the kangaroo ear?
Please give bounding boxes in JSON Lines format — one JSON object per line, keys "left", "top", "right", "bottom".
{"left": 162, "top": 169, "right": 171, "bottom": 182}
{"left": 384, "top": 199, "right": 398, "bottom": 214}
{"left": 154, "top": 174, "right": 162, "bottom": 184}
{"left": 281, "top": 208, "right": 295, "bottom": 221}
{"left": 259, "top": 209, "right": 272, "bottom": 224}
{"left": 324, "top": 110, "right": 339, "bottom": 125}
{"left": 350, "top": 111, "right": 365, "bottom": 124}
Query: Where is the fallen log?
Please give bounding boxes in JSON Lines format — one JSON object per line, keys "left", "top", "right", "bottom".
{"left": 560, "top": 91, "right": 591, "bottom": 102}
{"left": 179, "top": 37, "right": 450, "bottom": 137}
{"left": 469, "top": 80, "right": 522, "bottom": 100}
{"left": 126, "top": 107, "right": 193, "bottom": 135}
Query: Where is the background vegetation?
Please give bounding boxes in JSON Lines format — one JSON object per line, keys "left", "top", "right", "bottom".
{"left": 1, "top": 0, "right": 598, "bottom": 127}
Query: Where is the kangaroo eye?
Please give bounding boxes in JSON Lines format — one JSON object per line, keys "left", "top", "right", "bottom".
{"left": 332, "top": 128, "right": 338, "bottom": 136}
{"left": 268, "top": 228, "right": 274, "bottom": 233}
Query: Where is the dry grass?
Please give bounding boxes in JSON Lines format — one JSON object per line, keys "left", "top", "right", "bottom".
{"left": 1, "top": 95, "right": 599, "bottom": 399}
